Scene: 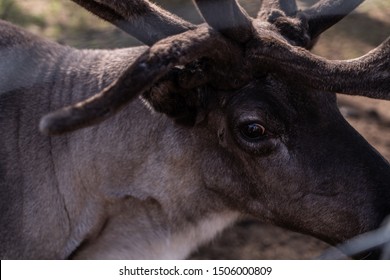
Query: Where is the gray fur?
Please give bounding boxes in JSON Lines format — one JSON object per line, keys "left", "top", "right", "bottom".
{"left": 0, "top": 20, "right": 238, "bottom": 259}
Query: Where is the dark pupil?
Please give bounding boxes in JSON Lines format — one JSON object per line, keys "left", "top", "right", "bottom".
{"left": 241, "top": 123, "right": 265, "bottom": 140}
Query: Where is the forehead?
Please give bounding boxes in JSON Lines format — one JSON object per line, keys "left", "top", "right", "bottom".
{"left": 223, "top": 75, "right": 338, "bottom": 118}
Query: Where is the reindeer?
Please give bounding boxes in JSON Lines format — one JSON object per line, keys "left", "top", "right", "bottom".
{"left": 0, "top": 0, "right": 389, "bottom": 259}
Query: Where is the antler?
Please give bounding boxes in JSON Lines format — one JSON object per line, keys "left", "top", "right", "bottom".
{"left": 257, "top": 1, "right": 366, "bottom": 49}
{"left": 256, "top": 0, "right": 311, "bottom": 48}
{"left": 193, "top": 0, "right": 255, "bottom": 43}
{"left": 250, "top": 0, "right": 389, "bottom": 99}
{"left": 41, "top": 0, "right": 256, "bottom": 135}
{"left": 40, "top": 26, "right": 242, "bottom": 135}
{"left": 40, "top": 0, "right": 389, "bottom": 136}
{"left": 71, "top": 0, "right": 195, "bottom": 45}
{"left": 248, "top": 35, "right": 390, "bottom": 100}
{"left": 259, "top": 0, "right": 298, "bottom": 18}
{"left": 304, "top": 0, "right": 365, "bottom": 41}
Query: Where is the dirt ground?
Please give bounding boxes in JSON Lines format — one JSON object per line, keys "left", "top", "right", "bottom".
{"left": 1, "top": 0, "right": 389, "bottom": 260}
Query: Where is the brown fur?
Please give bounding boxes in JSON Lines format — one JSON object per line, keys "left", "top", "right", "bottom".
{"left": 0, "top": 0, "right": 389, "bottom": 259}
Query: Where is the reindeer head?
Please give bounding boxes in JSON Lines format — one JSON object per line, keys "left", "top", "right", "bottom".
{"left": 40, "top": 0, "right": 390, "bottom": 251}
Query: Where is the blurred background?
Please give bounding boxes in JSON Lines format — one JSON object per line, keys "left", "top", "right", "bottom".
{"left": 1, "top": 0, "right": 389, "bottom": 259}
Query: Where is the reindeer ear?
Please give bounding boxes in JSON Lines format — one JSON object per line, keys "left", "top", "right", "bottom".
{"left": 141, "top": 61, "right": 212, "bottom": 126}
{"left": 142, "top": 81, "right": 209, "bottom": 127}
{"left": 39, "top": 26, "right": 235, "bottom": 135}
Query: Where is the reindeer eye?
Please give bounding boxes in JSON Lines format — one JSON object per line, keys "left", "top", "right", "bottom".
{"left": 239, "top": 123, "right": 266, "bottom": 141}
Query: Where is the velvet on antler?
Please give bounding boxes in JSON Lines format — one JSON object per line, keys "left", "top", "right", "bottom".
{"left": 72, "top": 0, "right": 195, "bottom": 45}
{"left": 40, "top": 26, "right": 243, "bottom": 135}
{"left": 248, "top": 34, "right": 390, "bottom": 99}
{"left": 194, "top": 0, "right": 255, "bottom": 43}
{"left": 259, "top": 0, "right": 298, "bottom": 18}
{"left": 40, "top": 0, "right": 389, "bottom": 135}
{"left": 304, "top": 0, "right": 365, "bottom": 41}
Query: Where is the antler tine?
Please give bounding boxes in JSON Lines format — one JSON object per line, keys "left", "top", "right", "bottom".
{"left": 304, "top": 0, "right": 365, "bottom": 41}
{"left": 39, "top": 27, "right": 236, "bottom": 135}
{"left": 193, "top": 0, "right": 255, "bottom": 44}
{"left": 257, "top": 0, "right": 310, "bottom": 48}
{"left": 249, "top": 35, "right": 390, "bottom": 100}
{"left": 259, "top": 0, "right": 298, "bottom": 18}
{"left": 72, "top": 0, "right": 195, "bottom": 46}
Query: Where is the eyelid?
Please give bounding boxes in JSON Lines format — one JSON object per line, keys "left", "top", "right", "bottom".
{"left": 236, "top": 115, "right": 268, "bottom": 130}
{"left": 236, "top": 116, "right": 266, "bottom": 125}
